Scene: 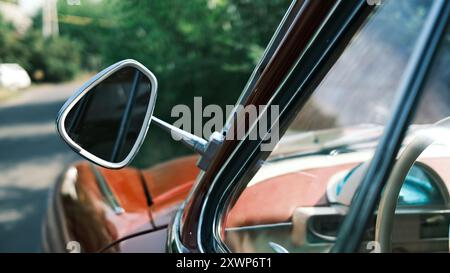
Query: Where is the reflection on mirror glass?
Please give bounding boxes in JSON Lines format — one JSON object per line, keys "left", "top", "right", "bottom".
{"left": 64, "top": 66, "right": 152, "bottom": 163}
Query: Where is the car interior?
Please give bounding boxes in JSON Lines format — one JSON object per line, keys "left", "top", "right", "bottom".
{"left": 223, "top": 119, "right": 450, "bottom": 253}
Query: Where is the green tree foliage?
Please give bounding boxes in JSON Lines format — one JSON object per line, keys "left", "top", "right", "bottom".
{"left": 92, "top": 0, "right": 290, "bottom": 166}
{"left": 0, "top": 16, "right": 29, "bottom": 67}
{"left": 56, "top": 0, "right": 115, "bottom": 70}
{"left": 22, "top": 31, "right": 82, "bottom": 82}
{"left": 55, "top": 0, "right": 289, "bottom": 107}
{"left": 101, "top": 0, "right": 289, "bottom": 114}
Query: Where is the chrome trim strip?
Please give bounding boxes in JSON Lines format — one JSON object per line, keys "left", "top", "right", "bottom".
{"left": 225, "top": 222, "right": 291, "bottom": 232}
{"left": 393, "top": 207, "right": 450, "bottom": 215}
{"left": 167, "top": 203, "right": 191, "bottom": 253}
{"left": 90, "top": 164, "right": 125, "bottom": 214}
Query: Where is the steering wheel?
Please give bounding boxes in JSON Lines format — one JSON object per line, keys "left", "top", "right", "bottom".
{"left": 375, "top": 118, "right": 450, "bottom": 253}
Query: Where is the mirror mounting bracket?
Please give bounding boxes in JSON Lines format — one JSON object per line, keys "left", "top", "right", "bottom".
{"left": 196, "top": 131, "right": 224, "bottom": 171}
{"left": 151, "top": 116, "right": 223, "bottom": 171}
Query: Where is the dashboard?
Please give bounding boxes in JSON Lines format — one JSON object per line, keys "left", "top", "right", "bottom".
{"left": 224, "top": 161, "right": 450, "bottom": 253}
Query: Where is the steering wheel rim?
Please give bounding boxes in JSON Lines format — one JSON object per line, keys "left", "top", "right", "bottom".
{"left": 375, "top": 120, "right": 450, "bottom": 252}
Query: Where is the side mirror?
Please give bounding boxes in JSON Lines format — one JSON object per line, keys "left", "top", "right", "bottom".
{"left": 57, "top": 59, "right": 223, "bottom": 170}
{"left": 56, "top": 59, "right": 157, "bottom": 169}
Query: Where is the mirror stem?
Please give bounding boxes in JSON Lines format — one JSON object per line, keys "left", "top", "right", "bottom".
{"left": 151, "top": 116, "right": 224, "bottom": 171}
{"left": 151, "top": 116, "right": 208, "bottom": 155}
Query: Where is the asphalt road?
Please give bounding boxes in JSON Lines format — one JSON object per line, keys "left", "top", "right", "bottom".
{"left": 0, "top": 79, "right": 86, "bottom": 252}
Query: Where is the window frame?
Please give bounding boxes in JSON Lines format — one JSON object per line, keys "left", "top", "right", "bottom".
{"left": 195, "top": 0, "right": 376, "bottom": 253}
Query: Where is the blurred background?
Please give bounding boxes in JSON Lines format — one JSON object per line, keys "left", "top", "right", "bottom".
{"left": 0, "top": 0, "right": 289, "bottom": 252}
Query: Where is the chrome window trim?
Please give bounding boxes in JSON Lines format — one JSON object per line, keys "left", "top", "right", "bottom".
{"left": 56, "top": 59, "right": 158, "bottom": 169}
{"left": 167, "top": 203, "right": 191, "bottom": 253}
{"left": 225, "top": 222, "right": 292, "bottom": 232}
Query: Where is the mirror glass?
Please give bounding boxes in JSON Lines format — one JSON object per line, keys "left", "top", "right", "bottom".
{"left": 64, "top": 66, "right": 153, "bottom": 163}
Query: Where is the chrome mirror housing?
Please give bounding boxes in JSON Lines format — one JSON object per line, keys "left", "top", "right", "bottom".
{"left": 56, "top": 59, "right": 157, "bottom": 169}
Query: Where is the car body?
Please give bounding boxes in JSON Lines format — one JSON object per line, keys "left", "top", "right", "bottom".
{"left": 43, "top": 0, "right": 450, "bottom": 253}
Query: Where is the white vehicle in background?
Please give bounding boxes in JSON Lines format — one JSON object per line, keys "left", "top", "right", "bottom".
{"left": 0, "top": 63, "right": 31, "bottom": 90}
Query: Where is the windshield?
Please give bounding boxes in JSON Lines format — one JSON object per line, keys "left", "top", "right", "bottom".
{"left": 268, "top": 0, "right": 435, "bottom": 159}
{"left": 289, "top": 0, "right": 432, "bottom": 133}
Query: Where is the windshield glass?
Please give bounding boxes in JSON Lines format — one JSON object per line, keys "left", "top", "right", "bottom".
{"left": 270, "top": 0, "right": 433, "bottom": 159}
